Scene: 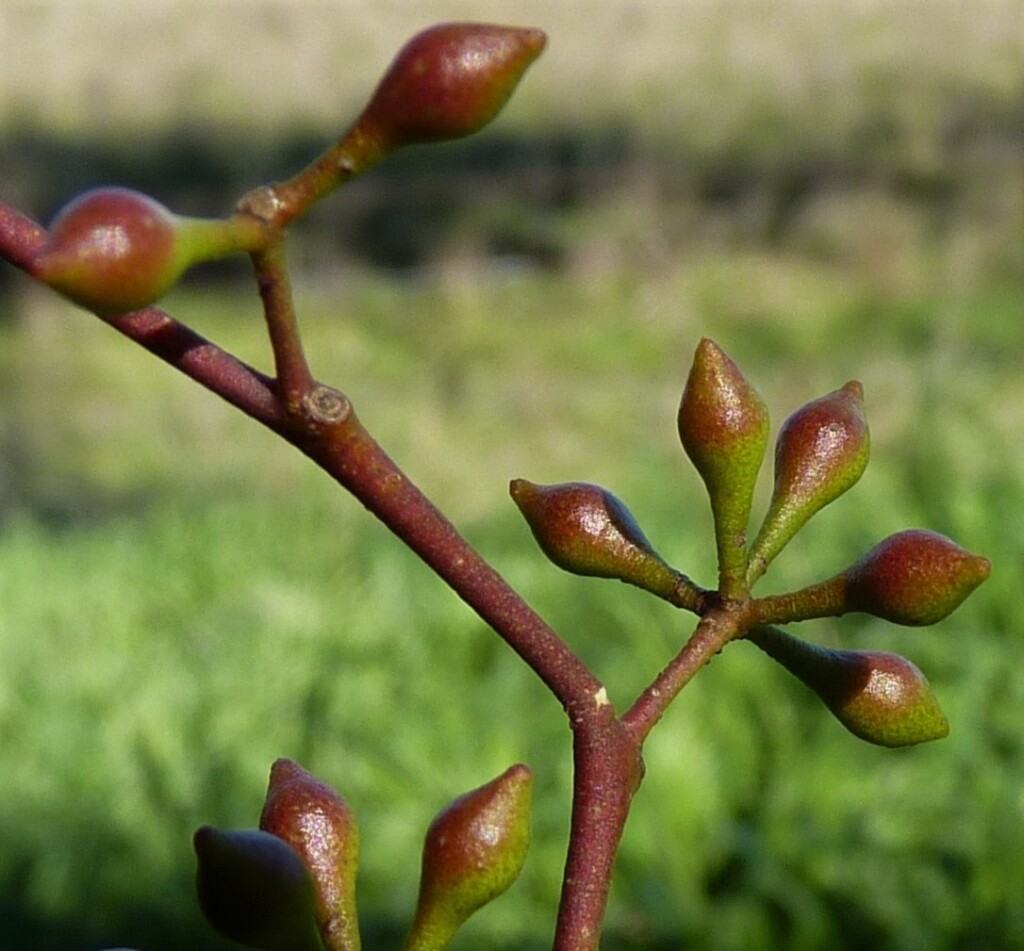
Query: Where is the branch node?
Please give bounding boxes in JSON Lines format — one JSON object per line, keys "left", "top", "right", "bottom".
{"left": 303, "top": 385, "right": 351, "bottom": 425}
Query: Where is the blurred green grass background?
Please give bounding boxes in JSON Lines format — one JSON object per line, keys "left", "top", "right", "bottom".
{"left": 2, "top": 2, "right": 1023, "bottom": 950}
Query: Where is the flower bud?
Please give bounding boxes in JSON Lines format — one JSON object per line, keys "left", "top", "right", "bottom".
{"left": 677, "top": 338, "right": 769, "bottom": 597}
{"left": 404, "top": 764, "right": 532, "bottom": 951}
{"left": 748, "top": 626, "right": 949, "bottom": 747}
{"left": 748, "top": 381, "right": 869, "bottom": 584}
{"left": 260, "top": 758, "right": 361, "bottom": 951}
{"left": 193, "top": 826, "right": 323, "bottom": 951}
{"left": 32, "top": 187, "right": 262, "bottom": 315}
{"left": 509, "top": 479, "right": 679, "bottom": 596}
{"left": 843, "top": 529, "right": 990, "bottom": 626}
{"left": 353, "top": 23, "right": 546, "bottom": 154}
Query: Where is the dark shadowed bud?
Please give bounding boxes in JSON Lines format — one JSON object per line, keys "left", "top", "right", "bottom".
{"left": 677, "top": 338, "right": 769, "bottom": 598}
{"left": 509, "top": 479, "right": 680, "bottom": 596}
{"left": 32, "top": 187, "right": 263, "bottom": 315}
{"left": 354, "top": 24, "right": 546, "bottom": 156}
{"left": 843, "top": 529, "right": 991, "bottom": 626}
{"left": 193, "top": 826, "right": 323, "bottom": 951}
{"left": 404, "top": 764, "right": 532, "bottom": 951}
{"left": 260, "top": 759, "right": 360, "bottom": 951}
{"left": 748, "top": 626, "right": 949, "bottom": 747}
{"left": 747, "top": 381, "right": 869, "bottom": 584}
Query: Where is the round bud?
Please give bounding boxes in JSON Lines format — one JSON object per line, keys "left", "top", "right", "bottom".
{"left": 843, "top": 529, "right": 991, "bottom": 626}
{"left": 33, "top": 188, "right": 183, "bottom": 315}
{"left": 260, "top": 759, "right": 361, "bottom": 951}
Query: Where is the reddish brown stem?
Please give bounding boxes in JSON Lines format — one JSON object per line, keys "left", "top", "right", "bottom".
{"left": 623, "top": 602, "right": 748, "bottom": 745}
{"left": 251, "top": 241, "right": 316, "bottom": 413}
{"left": 0, "top": 198, "right": 705, "bottom": 951}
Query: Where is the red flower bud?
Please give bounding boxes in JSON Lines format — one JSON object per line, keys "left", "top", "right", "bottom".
{"left": 354, "top": 23, "right": 546, "bottom": 153}
{"left": 748, "top": 381, "right": 869, "bottom": 583}
{"left": 32, "top": 187, "right": 263, "bottom": 315}
{"left": 33, "top": 188, "right": 182, "bottom": 315}
{"left": 260, "top": 759, "right": 360, "bottom": 951}
{"left": 405, "top": 764, "right": 532, "bottom": 951}
{"left": 510, "top": 479, "right": 680, "bottom": 596}
{"left": 677, "top": 338, "right": 769, "bottom": 597}
{"left": 843, "top": 529, "right": 990, "bottom": 626}
{"left": 748, "top": 627, "right": 949, "bottom": 747}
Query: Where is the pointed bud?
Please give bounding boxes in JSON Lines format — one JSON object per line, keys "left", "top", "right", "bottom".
{"left": 193, "top": 826, "right": 323, "bottom": 951}
{"left": 32, "top": 187, "right": 263, "bottom": 315}
{"left": 259, "top": 759, "right": 360, "bottom": 951}
{"left": 509, "top": 479, "right": 681, "bottom": 596}
{"left": 677, "top": 338, "right": 769, "bottom": 598}
{"left": 404, "top": 764, "right": 532, "bottom": 951}
{"left": 354, "top": 23, "right": 546, "bottom": 157}
{"left": 748, "top": 627, "right": 949, "bottom": 747}
{"left": 747, "top": 381, "right": 869, "bottom": 584}
{"left": 843, "top": 529, "right": 990, "bottom": 626}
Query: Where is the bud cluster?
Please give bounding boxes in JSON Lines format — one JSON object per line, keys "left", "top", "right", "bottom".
{"left": 512, "top": 337, "right": 989, "bottom": 747}
{"left": 194, "top": 760, "right": 532, "bottom": 951}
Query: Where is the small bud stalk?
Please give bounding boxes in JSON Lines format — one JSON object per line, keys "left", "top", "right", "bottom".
{"left": 269, "top": 23, "right": 546, "bottom": 226}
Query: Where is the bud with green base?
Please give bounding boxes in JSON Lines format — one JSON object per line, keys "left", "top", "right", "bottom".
{"left": 193, "top": 826, "right": 324, "bottom": 951}
{"left": 267, "top": 23, "right": 547, "bottom": 219}
{"left": 260, "top": 758, "right": 361, "bottom": 951}
{"left": 403, "top": 764, "right": 533, "bottom": 951}
{"left": 32, "top": 187, "right": 265, "bottom": 316}
{"left": 747, "top": 381, "right": 869, "bottom": 585}
{"left": 747, "top": 626, "right": 949, "bottom": 747}
{"left": 677, "top": 338, "right": 769, "bottom": 599}
{"left": 509, "top": 479, "right": 681, "bottom": 598}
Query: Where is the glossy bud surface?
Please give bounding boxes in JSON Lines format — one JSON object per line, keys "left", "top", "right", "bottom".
{"left": 356, "top": 23, "right": 546, "bottom": 151}
{"left": 677, "top": 338, "right": 769, "bottom": 596}
{"left": 34, "top": 187, "right": 182, "bottom": 315}
{"left": 404, "top": 764, "right": 532, "bottom": 951}
{"left": 260, "top": 758, "right": 361, "bottom": 951}
{"left": 510, "top": 479, "right": 677, "bottom": 594}
{"left": 749, "top": 627, "right": 949, "bottom": 747}
{"left": 844, "top": 529, "right": 991, "bottom": 626}
{"left": 748, "top": 381, "right": 869, "bottom": 583}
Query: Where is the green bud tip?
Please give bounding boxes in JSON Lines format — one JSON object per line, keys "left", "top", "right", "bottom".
{"left": 749, "top": 627, "right": 949, "bottom": 747}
